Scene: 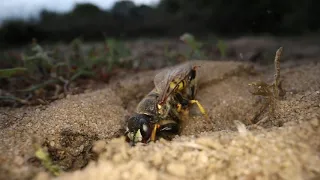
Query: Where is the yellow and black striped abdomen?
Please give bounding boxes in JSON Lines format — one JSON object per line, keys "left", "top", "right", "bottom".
{"left": 169, "top": 78, "right": 187, "bottom": 92}
{"left": 169, "top": 68, "right": 197, "bottom": 99}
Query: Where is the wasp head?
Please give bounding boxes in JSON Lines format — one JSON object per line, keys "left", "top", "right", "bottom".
{"left": 125, "top": 114, "right": 153, "bottom": 146}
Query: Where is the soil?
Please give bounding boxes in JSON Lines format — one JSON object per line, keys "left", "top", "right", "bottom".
{"left": 0, "top": 37, "right": 320, "bottom": 180}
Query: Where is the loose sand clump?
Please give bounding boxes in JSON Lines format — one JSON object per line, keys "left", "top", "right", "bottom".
{"left": 53, "top": 118, "right": 320, "bottom": 180}
{"left": 0, "top": 88, "right": 126, "bottom": 178}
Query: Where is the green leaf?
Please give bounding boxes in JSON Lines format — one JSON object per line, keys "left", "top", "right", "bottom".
{"left": 18, "top": 79, "right": 60, "bottom": 92}
{"left": 53, "top": 62, "right": 68, "bottom": 68}
{"left": 0, "top": 96, "right": 29, "bottom": 104}
{"left": 70, "top": 70, "right": 95, "bottom": 82}
{"left": 0, "top": 67, "right": 28, "bottom": 78}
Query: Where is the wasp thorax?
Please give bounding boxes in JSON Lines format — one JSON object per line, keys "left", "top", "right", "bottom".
{"left": 157, "top": 103, "right": 166, "bottom": 115}
{"left": 157, "top": 104, "right": 162, "bottom": 111}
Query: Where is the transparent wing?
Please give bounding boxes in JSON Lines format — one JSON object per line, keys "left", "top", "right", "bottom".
{"left": 153, "top": 61, "right": 197, "bottom": 104}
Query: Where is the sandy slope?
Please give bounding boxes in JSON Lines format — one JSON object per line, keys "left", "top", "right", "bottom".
{"left": 0, "top": 58, "right": 319, "bottom": 180}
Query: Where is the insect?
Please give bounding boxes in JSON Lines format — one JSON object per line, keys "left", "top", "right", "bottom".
{"left": 125, "top": 61, "right": 208, "bottom": 145}
{"left": 154, "top": 62, "right": 208, "bottom": 120}
{"left": 124, "top": 88, "right": 180, "bottom": 145}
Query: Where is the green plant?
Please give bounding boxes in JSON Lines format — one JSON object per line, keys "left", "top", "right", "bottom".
{"left": 216, "top": 40, "right": 227, "bottom": 58}
{"left": 179, "top": 33, "right": 206, "bottom": 59}
{"left": 0, "top": 38, "right": 132, "bottom": 106}
{"left": 35, "top": 146, "right": 61, "bottom": 176}
{"left": 0, "top": 67, "right": 28, "bottom": 78}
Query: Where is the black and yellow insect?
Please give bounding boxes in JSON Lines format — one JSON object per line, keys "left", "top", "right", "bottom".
{"left": 125, "top": 61, "right": 208, "bottom": 145}
{"left": 154, "top": 62, "right": 208, "bottom": 120}
{"left": 124, "top": 87, "right": 180, "bottom": 145}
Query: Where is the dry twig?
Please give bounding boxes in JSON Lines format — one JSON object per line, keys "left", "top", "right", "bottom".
{"left": 248, "top": 47, "right": 286, "bottom": 124}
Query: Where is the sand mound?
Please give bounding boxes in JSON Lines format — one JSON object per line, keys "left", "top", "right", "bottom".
{"left": 1, "top": 59, "right": 319, "bottom": 180}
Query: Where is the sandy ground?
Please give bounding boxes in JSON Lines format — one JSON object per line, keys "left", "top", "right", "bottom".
{"left": 0, "top": 38, "right": 320, "bottom": 180}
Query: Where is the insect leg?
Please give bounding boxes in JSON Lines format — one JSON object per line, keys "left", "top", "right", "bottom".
{"left": 189, "top": 100, "right": 209, "bottom": 120}
{"left": 170, "top": 104, "right": 183, "bottom": 121}
{"left": 157, "top": 121, "right": 180, "bottom": 140}
{"left": 188, "top": 68, "right": 197, "bottom": 99}
{"left": 150, "top": 124, "right": 160, "bottom": 142}
{"left": 175, "top": 92, "right": 189, "bottom": 108}
{"left": 171, "top": 92, "right": 190, "bottom": 121}
{"left": 177, "top": 103, "right": 182, "bottom": 112}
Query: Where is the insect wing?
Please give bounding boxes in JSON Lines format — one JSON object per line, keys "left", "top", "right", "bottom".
{"left": 154, "top": 62, "right": 193, "bottom": 104}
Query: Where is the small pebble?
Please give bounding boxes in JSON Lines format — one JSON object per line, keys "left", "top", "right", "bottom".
{"left": 310, "top": 118, "right": 319, "bottom": 127}
{"left": 79, "top": 145, "right": 84, "bottom": 152}
{"left": 167, "top": 163, "right": 186, "bottom": 177}
{"left": 151, "top": 152, "right": 163, "bottom": 166}
{"left": 49, "top": 141, "right": 55, "bottom": 147}
{"left": 92, "top": 140, "right": 107, "bottom": 154}
{"left": 34, "top": 172, "right": 50, "bottom": 180}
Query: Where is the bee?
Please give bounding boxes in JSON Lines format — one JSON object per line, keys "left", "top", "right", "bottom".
{"left": 125, "top": 61, "right": 208, "bottom": 145}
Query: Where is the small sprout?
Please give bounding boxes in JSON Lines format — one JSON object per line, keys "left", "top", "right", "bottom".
{"left": 35, "top": 146, "right": 61, "bottom": 176}
{"left": 216, "top": 40, "right": 227, "bottom": 58}
{"left": 179, "top": 33, "right": 206, "bottom": 59}
{"left": 180, "top": 33, "right": 196, "bottom": 44}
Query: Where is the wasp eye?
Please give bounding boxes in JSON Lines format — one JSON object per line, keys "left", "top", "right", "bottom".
{"left": 142, "top": 124, "right": 149, "bottom": 132}
{"left": 140, "top": 122, "right": 152, "bottom": 140}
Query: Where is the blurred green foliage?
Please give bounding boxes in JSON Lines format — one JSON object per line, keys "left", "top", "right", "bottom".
{"left": 0, "top": 67, "right": 28, "bottom": 78}
{"left": 35, "top": 146, "right": 61, "bottom": 176}
{"left": 216, "top": 40, "right": 227, "bottom": 58}
{"left": 0, "top": 38, "right": 131, "bottom": 106}
{"left": 0, "top": 0, "right": 319, "bottom": 47}
{"left": 180, "top": 33, "right": 206, "bottom": 59}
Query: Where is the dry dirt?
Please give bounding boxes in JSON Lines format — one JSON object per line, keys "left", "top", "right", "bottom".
{"left": 0, "top": 38, "right": 320, "bottom": 180}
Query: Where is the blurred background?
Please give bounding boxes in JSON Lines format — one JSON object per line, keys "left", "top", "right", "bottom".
{"left": 1, "top": 0, "right": 320, "bottom": 107}
{"left": 1, "top": 0, "right": 319, "bottom": 47}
